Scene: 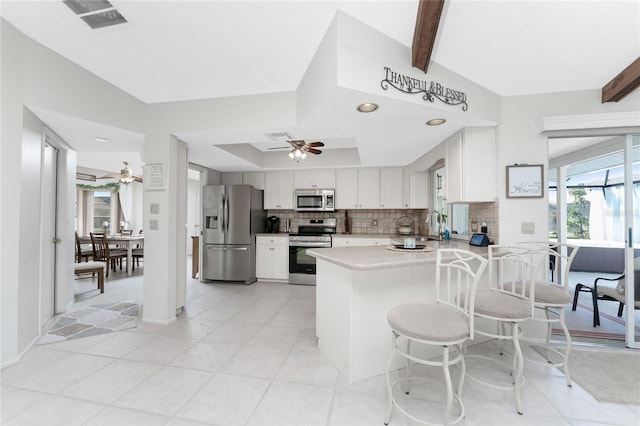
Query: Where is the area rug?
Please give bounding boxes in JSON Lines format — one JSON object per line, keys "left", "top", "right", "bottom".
{"left": 38, "top": 302, "right": 139, "bottom": 345}
{"left": 532, "top": 345, "right": 640, "bottom": 405}
{"left": 552, "top": 301, "right": 640, "bottom": 341}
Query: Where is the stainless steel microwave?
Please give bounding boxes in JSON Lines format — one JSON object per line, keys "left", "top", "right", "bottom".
{"left": 294, "top": 188, "right": 335, "bottom": 212}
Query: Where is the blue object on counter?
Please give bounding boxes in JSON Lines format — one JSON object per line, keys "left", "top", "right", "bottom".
{"left": 444, "top": 229, "right": 450, "bottom": 240}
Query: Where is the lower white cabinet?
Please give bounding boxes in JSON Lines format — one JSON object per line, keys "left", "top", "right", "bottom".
{"left": 256, "top": 235, "right": 289, "bottom": 280}
{"left": 332, "top": 236, "right": 390, "bottom": 247}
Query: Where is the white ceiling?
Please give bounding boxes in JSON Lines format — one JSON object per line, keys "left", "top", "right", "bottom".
{"left": 2, "top": 0, "right": 639, "bottom": 174}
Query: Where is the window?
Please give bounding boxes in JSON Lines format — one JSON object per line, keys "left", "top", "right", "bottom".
{"left": 92, "top": 191, "right": 112, "bottom": 232}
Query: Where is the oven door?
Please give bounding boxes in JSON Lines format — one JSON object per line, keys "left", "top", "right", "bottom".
{"left": 289, "top": 245, "right": 318, "bottom": 285}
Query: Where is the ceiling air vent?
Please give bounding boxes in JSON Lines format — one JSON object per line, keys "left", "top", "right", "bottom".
{"left": 63, "top": 0, "right": 127, "bottom": 29}
{"left": 265, "top": 132, "right": 293, "bottom": 142}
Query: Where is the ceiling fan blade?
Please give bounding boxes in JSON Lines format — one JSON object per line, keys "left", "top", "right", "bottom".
{"left": 289, "top": 140, "right": 306, "bottom": 148}
{"left": 133, "top": 176, "right": 143, "bottom": 183}
{"left": 307, "top": 141, "right": 324, "bottom": 147}
{"left": 267, "top": 146, "right": 290, "bottom": 150}
{"left": 305, "top": 147, "right": 322, "bottom": 155}
{"left": 96, "top": 173, "right": 121, "bottom": 179}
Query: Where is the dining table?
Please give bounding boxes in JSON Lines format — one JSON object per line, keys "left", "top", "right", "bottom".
{"left": 81, "top": 234, "right": 144, "bottom": 276}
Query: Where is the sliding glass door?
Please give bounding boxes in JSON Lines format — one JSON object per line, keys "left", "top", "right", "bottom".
{"left": 624, "top": 135, "right": 639, "bottom": 349}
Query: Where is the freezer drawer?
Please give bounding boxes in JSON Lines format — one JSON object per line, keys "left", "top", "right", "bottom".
{"left": 202, "top": 244, "right": 256, "bottom": 284}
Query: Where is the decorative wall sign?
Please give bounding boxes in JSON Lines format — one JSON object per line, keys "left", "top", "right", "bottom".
{"left": 144, "top": 163, "right": 166, "bottom": 191}
{"left": 506, "top": 164, "right": 544, "bottom": 198}
{"left": 380, "top": 67, "right": 468, "bottom": 111}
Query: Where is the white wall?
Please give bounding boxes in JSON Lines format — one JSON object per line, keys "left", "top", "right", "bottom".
{"left": 1, "top": 19, "right": 147, "bottom": 366}
{"left": 497, "top": 90, "right": 640, "bottom": 245}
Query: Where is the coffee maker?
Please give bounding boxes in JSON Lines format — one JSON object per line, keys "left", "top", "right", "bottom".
{"left": 266, "top": 216, "right": 280, "bottom": 233}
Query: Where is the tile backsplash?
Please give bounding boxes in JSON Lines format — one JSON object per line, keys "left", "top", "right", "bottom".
{"left": 266, "top": 209, "right": 429, "bottom": 235}
{"left": 267, "top": 202, "right": 499, "bottom": 240}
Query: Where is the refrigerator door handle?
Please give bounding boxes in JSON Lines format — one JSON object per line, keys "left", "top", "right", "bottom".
{"left": 225, "top": 194, "right": 231, "bottom": 233}
{"left": 207, "top": 246, "right": 248, "bottom": 251}
{"left": 220, "top": 193, "right": 226, "bottom": 234}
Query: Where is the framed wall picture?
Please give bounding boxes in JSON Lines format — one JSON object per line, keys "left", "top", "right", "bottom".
{"left": 506, "top": 164, "right": 544, "bottom": 198}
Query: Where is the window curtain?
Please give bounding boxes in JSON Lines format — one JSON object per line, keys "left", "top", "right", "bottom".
{"left": 118, "top": 184, "right": 133, "bottom": 229}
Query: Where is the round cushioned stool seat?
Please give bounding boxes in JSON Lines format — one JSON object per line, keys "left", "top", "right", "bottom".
{"left": 474, "top": 291, "right": 531, "bottom": 320}
{"left": 507, "top": 282, "right": 572, "bottom": 305}
{"left": 387, "top": 303, "right": 469, "bottom": 343}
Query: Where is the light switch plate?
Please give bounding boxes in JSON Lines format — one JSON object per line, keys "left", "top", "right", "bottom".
{"left": 149, "top": 219, "right": 159, "bottom": 230}
{"left": 521, "top": 222, "right": 535, "bottom": 234}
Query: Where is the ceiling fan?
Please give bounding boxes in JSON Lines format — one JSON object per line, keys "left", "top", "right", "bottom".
{"left": 269, "top": 140, "right": 325, "bottom": 161}
{"left": 97, "top": 161, "right": 143, "bottom": 185}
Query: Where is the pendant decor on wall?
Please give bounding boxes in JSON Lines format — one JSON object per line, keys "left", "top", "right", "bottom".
{"left": 381, "top": 66, "right": 468, "bottom": 111}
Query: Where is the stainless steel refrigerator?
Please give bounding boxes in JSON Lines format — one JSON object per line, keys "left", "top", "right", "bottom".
{"left": 202, "top": 185, "right": 265, "bottom": 284}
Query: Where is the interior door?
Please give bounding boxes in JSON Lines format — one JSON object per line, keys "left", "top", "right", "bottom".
{"left": 41, "top": 143, "right": 58, "bottom": 326}
{"left": 187, "top": 189, "right": 199, "bottom": 255}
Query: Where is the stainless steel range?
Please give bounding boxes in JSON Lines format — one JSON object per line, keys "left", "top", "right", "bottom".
{"left": 288, "top": 218, "right": 336, "bottom": 285}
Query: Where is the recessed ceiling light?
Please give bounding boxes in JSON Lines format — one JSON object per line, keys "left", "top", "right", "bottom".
{"left": 357, "top": 103, "right": 379, "bottom": 113}
{"left": 94, "top": 137, "right": 110, "bottom": 143}
{"left": 426, "top": 118, "right": 446, "bottom": 126}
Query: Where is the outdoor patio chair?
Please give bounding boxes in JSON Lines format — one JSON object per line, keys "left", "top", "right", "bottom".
{"left": 572, "top": 257, "right": 640, "bottom": 327}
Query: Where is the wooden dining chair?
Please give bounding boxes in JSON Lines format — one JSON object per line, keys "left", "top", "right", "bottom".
{"left": 90, "top": 232, "right": 126, "bottom": 277}
{"left": 75, "top": 231, "right": 93, "bottom": 263}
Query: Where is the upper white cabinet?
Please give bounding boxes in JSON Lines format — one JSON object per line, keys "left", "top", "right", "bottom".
{"left": 336, "top": 168, "right": 380, "bottom": 209}
{"left": 407, "top": 169, "right": 428, "bottom": 208}
{"left": 293, "top": 169, "right": 335, "bottom": 189}
{"left": 380, "top": 168, "right": 405, "bottom": 208}
{"left": 243, "top": 172, "right": 265, "bottom": 190}
{"left": 445, "top": 127, "right": 496, "bottom": 203}
{"left": 264, "top": 171, "right": 294, "bottom": 209}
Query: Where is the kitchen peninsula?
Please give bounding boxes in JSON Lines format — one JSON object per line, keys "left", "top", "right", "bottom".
{"left": 308, "top": 240, "right": 492, "bottom": 383}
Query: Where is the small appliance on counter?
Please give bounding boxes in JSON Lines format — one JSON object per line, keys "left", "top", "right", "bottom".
{"left": 266, "top": 216, "right": 280, "bottom": 233}
{"left": 396, "top": 215, "right": 415, "bottom": 235}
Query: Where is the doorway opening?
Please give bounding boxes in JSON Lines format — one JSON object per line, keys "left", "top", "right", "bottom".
{"left": 549, "top": 134, "right": 640, "bottom": 348}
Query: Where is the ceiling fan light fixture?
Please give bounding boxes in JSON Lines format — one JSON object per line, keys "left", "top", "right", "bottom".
{"left": 119, "top": 162, "right": 135, "bottom": 184}
{"left": 426, "top": 118, "right": 446, "bottom": 126}
{"left": 288, "top": 151, "right": 295, "bottom": 160}
{"left": 357, "top": 103, "right": 379, "bottom": 113}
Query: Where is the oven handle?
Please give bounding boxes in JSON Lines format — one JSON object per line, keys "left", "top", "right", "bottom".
{"left": 289, "top": 242, "right": 332, "bottom": 248}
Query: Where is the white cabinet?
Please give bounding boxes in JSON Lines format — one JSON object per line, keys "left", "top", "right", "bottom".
{"left": 256, "top": 235, "right": 289, "bottom": 280}
{"left": 407, "top": 169, "right": 428, "bottom": 208}
{"left": 380, "top": 168, "right": 404, "bottom": 208}
{"left": 336, "top": 168, "right": 380, "bottom": 209}
{"left": 445, "top": 127, "right": 496, "bottom": 203}
{"left": 243, "top": 172, "right": 265, "bottom": 190}
{"left": 358, "top": 169, "right": 380, "bottom": 208}
{"left": 293, "top": 169, "right": 335, "bottom": 189}
{"left": 332, "top": 236, "right": 390, "bottom": 247}
{"left": 335, "top": 169, "right": 358, "bottom": 209}
{"left": 331, "top": 236, "right": 361, "bottom": 247}
{"left": 264, "top": 171, "right": 294, "bottom": 209}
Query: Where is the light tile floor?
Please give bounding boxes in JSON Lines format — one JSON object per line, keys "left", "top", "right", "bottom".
{"left": 2, "top": 267, "right": 639, "bottom": 425}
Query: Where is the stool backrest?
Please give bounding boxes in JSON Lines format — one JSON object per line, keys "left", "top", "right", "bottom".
{"left": 489, "top": 245, "right": 538, "bottom": 316}
{"left": 435, "top": 248, "right": 488, "bottom": 340}
{"left": 518, "top": 241, "right": 579, "bottom": 290}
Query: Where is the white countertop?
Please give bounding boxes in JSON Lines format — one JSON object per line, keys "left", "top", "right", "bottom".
{"left": 308, "top": 240, "right": 489, "bottom": 271}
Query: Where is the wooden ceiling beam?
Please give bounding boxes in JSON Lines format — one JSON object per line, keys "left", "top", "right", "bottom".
{"left": 602, "top": 57, "right": 640, "bottom": 103}
{"left": 412, "top": 0, "right": 445, "bottom": 73}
